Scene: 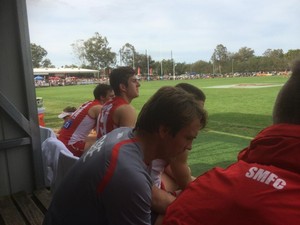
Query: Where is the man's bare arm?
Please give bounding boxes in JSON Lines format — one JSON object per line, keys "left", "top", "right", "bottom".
{"left": 151, "top": 185, "right": 176, "bottom": 214}
{"left": 167, "top": 151, "right": 193, "bottom": 190}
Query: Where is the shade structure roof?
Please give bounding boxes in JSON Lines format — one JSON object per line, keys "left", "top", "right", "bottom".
{"left": 33, "top": 68, "right": 99, "bottom": 76}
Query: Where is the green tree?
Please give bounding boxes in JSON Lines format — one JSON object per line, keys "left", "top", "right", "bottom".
{"left": 191, "top": 60, "right": 213, "bottom": 74}
{"left": 41, "top": 58, "right": 54, "bottom": 68}
{"left": 263, "top": 49, "right": 285, "bottom": 71}
{"left": 84, "top": 33, "right": 116, "bottom": 70}
{"left": 234, "top": 47, "right": 255, "bottom": 62}
{"left": 230, "top": 48, "right": 255, "bottom": 73}
{"left": 73, "top": 33, "right": 116, "bottom": 72}
{"left": 249, "top": 56, "right": 264, "bottom": 72}
{"left": 174, "top": 62, "right": 188, "bottom": 75}
{"left": 160, "top": 59, "right": 173, "bottom": 76}
{"left": 133, "top": 52, "right": 155, "bottom": 77}
{"left": 120, "top": 43, "right": 136, "bottom": 68}
{"left": 31, "top": 43, "right": 48, "bottom": 68}
{"left": 63, "top": 64, "right": 79, "bottom": 68}
{"left": 211, "top": 44, "right": 228, "bottom": 74}
{"left": 285, "top": 49, "right": 300, "bottom": 67}
{"left": 71, "top": 39, "right": 87, "bottom": 66}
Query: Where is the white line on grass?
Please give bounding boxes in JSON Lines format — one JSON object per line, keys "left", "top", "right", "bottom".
{"left": 205, "top": 84, "right": 283, "bottom": 89}
{"left": 208, "top": 130, "right": 253, "bottom": 140}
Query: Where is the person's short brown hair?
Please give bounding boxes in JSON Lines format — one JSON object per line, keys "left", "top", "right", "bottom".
{"left": 175, "top": 83, "right": 206, "bottom": 102}
{"left": 135, "top": 86, "right": 207, "bottom": 136}
{"left": 109, "top": 67, "right": 135, "bottom": 96}
{"left": 93, "top": 84, "right": 113, "bottom": 100}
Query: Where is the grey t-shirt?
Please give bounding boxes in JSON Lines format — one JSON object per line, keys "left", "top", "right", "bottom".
{"left": 43, "top": 127, "right": 152, "bottom": 225}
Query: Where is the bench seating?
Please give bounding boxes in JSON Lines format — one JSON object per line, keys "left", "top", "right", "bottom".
{"left": 0, "top": 188, "right": 51, "bottom": 225}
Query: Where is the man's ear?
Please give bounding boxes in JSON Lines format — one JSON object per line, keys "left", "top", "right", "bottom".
{"left": 119, "top": 83, "right": 127, "bottom": 93}
{"left": 158, "top": 125, "right": 170, "bottom": 138}
{"left": 99, "top": 95, "right": 105, "bottom": 103}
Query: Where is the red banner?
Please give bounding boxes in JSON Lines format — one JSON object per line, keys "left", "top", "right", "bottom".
{"left": 138, "top": 67, "right": 141, "bottom": 75}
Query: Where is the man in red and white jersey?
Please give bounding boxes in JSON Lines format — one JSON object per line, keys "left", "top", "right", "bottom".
{"left": 96, "top": 66, "right": 140, "bottom": 139}
{"left": 58, "top": 84, "right": 114, "bottom": 157}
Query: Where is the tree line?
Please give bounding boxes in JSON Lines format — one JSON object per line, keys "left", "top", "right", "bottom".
{"left": 31, "top": 32, "right": 300, "bottom": 76}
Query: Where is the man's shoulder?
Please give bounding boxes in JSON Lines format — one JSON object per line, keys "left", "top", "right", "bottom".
{"left": 116, "top": 103, "right": 135, "bottom": 111}
{"left": 114, "top": 96, "right": 128, "bottom": 104}
{"left": 89, "top": 104, "right": 102, "bottom": 117}
{"left": 101, "top": 96, "right": 126, "bottom": 108}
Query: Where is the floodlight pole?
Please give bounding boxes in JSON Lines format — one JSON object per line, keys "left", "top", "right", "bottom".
{"left": 132, "top": 51, "right": 135, "bottom": 69}
{"left": 171, "top": 50, "right": 175, "bottom": 80}
{"left": 119, "top": 49, "right": 122, "bottom": 66}
{"left": 173, "top": 63, "right": 176, "bottom": 80}
{"left": 160, "top": 60, "right": 163, "bottom": 79}
{"left": 129, "top": 48, "right": 135, "bottom": 69}
{"left": 146, "top": 49, "right": 150, "bottom": 81}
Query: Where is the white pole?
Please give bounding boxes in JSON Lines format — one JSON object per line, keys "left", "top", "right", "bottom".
{"left": 172, "top": 51, "right": 176, "bottom": 80}
{"left": 160, "top": 60, "right": 163, "bottom": 79}
{"left": 119, "top": 49, "right": 122, "bottom": 66}
{"left": 146, "top": 50, "right": 150, "bottom": 81}
{"left": 129, "top": 48, "right": 134, "bottom": 69}
{"left": 132, "top": 51, "right": 135, "bottom": 69}
{"left": 173, "top": 63, "right": 176, "bottom": 80}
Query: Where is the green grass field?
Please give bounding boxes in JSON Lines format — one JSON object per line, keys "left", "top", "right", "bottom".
{"left": 36, "top": 75, "right": 288, "bottom": 176}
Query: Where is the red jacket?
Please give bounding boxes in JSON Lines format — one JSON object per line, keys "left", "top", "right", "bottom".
{"left": 163, "top": 124, "right": 300, "bottom": 225}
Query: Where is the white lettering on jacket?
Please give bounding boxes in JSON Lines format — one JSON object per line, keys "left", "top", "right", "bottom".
{"left": 83, "top": 135, "right": 107, "bottom": 162}
{"left": 245, "top": 167, "right": 286, "bottom": 190}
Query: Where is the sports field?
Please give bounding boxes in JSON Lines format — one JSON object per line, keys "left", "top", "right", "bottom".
{"left": 36, "top": 75, "right": 288, "bottom": 176}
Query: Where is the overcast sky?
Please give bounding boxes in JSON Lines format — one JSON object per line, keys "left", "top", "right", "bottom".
{"left": 26, "top": 0, "right": 300, "bottom": 67}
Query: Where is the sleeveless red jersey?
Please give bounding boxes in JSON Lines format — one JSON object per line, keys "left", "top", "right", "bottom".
{"left": 96, "top": 96, "right": 128, "bottom": 138}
